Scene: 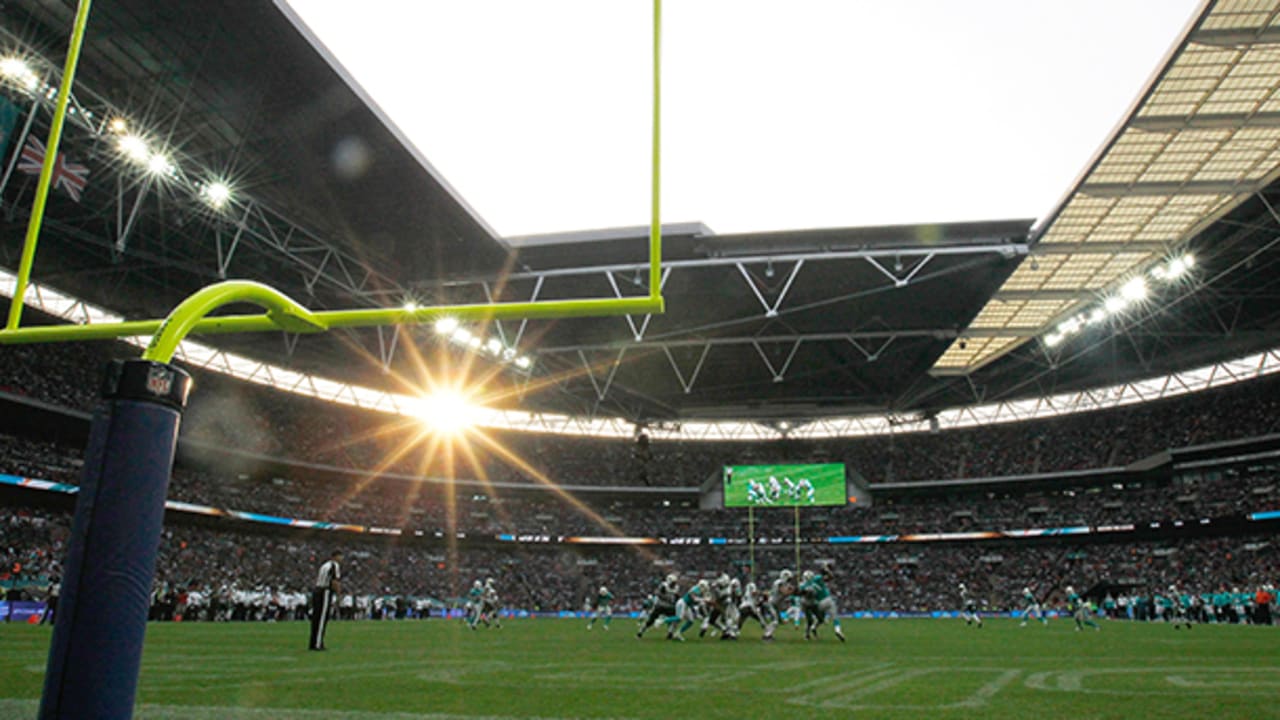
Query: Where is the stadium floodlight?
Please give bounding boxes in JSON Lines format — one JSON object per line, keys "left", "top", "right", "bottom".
{"left": 434, "top": 317, "right": 459, "bottom": 335}
{"left": 1044, "top": 333, "right": 1063, "bottom": 348}
{"left": 413, "top": 389, "right": 480, "bottom": 434}
{"left": 451, "top": 327, "right": 472, "bottom": 344}
{"left": 514, "top": 355, "right": 532, "bottom": 370}
{"left": 485, "top": 338, "right": 503, "bottom": 355}
{"left": 107, "top": 116, "right": 128, "bottom": 134}
{"left": 200, "top": 180, "right": 232, "bottom": 209}
{"left": 402, "top": 301, "right": 418, "bottom": 312}
{"left": 1120, "top": 276, "right": 1147, "bottom": 301}
{"left": 1104, "top": 296, "right": 1127, "bottom": 315}
{"left": 0, "top": 57, "right": 39, "bottom": 90}
{"left": 1088, "top": 308, "right": 1106, "bottom": 325}
{"left": 147, "top": 153, "right": 174, "bottom": 176}
{"left": 117, "top": 134, "right": 150, "bottom": 163}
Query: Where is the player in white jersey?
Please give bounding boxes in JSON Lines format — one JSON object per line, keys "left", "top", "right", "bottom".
{"left": 737, "top": 580, "right": 771, "bottom": 636}
{"left": 762, "top": 570, "right": 795, "bottom": 641}
{"left": 700, "top": 575, "right": 738, "bottom": 639}
{"left": 638, "top": 574, "right": 680, "bottom": 638}
{"left": 481, "top": 578, "right": 502, "bottom": 629}
{"left": 959, "top": 583, "right": 983, "bottom": 628}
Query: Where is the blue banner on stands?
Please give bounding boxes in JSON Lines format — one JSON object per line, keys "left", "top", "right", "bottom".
{"left": 0, "top": 601, "right": 48, "bottom": 623}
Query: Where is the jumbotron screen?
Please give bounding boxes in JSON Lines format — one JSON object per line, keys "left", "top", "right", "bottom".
{"left": 722, "top": 463, "right": 847, "bottom": 508}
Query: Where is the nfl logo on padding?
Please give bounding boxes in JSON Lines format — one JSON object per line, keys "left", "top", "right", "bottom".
{"left": 145, "top": 366, "right": 173, "bottom": 397}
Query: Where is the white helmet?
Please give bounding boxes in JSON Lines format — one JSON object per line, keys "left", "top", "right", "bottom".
{"left": 801, "top": 570, "right": 815, "bottom": 582}
{"left": 1023, "top": 587, "right": 1031, "bottom": 594}
{"left": 1066, "top": 586, "right": 1074, "bottom": 594}
{"left": 716, "top": 574, "right": 730, "bottom": 586}
{"left": 473, "top": 580, "right": 482, "bottom": 589}
{"left": 959, "top": 583, "right": 967, "bottom": 591}
{"left": 600, "top": 586, "right": 608, "bottom": 594}
{"left": 665, "top": 573, "right": 679, "bottom": 584}
{"left": 697, "top": 579, "right": 710, "bottom": 590}
{"left": 779, "top": 569, "right": 793, "bottom": 582}
{"left": 485, "top": 578, "right": 495, "bottom": 587}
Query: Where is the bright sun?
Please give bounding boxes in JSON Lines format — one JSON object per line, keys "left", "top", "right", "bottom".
{"left": 414, "top": 388, "right": 481, "bottom": 435}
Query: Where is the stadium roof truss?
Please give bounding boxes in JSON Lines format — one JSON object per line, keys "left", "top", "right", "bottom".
{"left": 6, "top": 261, "right": 1280, "bottom": 442}
{"left": 423, "top": 238, "right": 1026, "bottom": 397}
{"left": 0, "top": 30, "right": 410, "bottom": 311}
{"left": 933, "top": 0, "right": 1280, "bottom": 375}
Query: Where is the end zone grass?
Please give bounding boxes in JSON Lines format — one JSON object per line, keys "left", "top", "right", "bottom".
{"left": 1, "top": 618, "right": 1277, "bottom": 719}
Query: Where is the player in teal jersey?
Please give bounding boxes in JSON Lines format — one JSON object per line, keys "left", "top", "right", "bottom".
{"left": 798, "top": 569, "right": 845, "bottom": 642}
{"left": 1019, "top": 586, "right": 1048, "bottom": 626}
{"left": 666, "top": 579, "right": 710, "bottom": 641}
{"left": 586, "top": 585, "right": 614, "bottom": 630}
{"left": 1066, "top": 586, "right": 1099, "bottom": 632}
{"left": 464, "top": 580, "right": 485, "bottom": 630}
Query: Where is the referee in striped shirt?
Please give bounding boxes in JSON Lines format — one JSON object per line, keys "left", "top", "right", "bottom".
{"left": 309, "top": 551, "right": 342, "bottom": 651}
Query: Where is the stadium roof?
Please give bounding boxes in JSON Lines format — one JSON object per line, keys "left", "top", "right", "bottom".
{"left": 935, "top": 0, "right": 1280, "bottom": 373}
{"left": 3, "top": 0, "right": 1280, "bottom": 432}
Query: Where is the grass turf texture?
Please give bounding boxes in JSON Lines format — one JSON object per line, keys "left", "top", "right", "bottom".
{"left": 1, "top": 618, "right": 1277, "bottom": 719}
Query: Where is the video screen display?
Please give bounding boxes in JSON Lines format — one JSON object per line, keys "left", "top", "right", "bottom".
{"left": 722, "top": 463, "right": 847, "bottom": 507}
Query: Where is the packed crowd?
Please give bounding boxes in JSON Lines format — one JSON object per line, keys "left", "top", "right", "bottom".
{"left": 2, "top": 505, "right": 1276, "bottom": 621}
{"left": 1, "top": 431, "right": 1277, "bottom": 538}
{"left": 3, "top": 339, "right": 1280, "bottom": 488}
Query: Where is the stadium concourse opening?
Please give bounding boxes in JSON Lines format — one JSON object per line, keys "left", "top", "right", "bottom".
{"left": 2, "top": 0, "right": 1280, "bottom": 719}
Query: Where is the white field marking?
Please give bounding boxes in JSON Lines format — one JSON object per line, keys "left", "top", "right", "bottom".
{"left": 786, "top": 668, "right": 1024, "bottom": 712}
{"left": 784, "top": 666, "right": 919, "bottom": 707}
{"left": 952, "top": 670, "right": 1023, "bottom": 709}
{"left": 0, "top": 699, "right": 640, "bottom": 720}
{"left": 785, "top": 662, "right": 896, "bottom": 693}
{"left": 1025, "top": 667, "right": 1280, "bottom": 696}
{"left": 813, "top": 668, "right": 935, "bottom": 709}
{"left": 1165, "top": 671, "right": 1280, "bottom": 689}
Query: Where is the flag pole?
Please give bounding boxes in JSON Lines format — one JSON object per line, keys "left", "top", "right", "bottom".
{"left": 7, "top": 0, "right": 93, "bottom": 331}
{"left": 0, "top": 100, "right": 40, "bottom": 203}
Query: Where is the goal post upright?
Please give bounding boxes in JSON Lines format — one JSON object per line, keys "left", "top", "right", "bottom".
{"left": 18, "top": 2, "right": 667, "bottom": 718}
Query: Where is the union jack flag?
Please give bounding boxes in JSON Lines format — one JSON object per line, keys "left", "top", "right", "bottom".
{"left": 17, "top": 135, "right": 89, "bottom": 203}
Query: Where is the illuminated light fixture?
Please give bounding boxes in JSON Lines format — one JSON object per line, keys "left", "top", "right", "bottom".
{"left": 147, "top": 153, "right": 174, "bottom": 176}
{"left": 1088, "top": 308, "right": 1106, "bottom": 325}
{"left": 414, "top": 389, "right": 481, "bottom": 434}
{"left": 1182, "top": 253, "right": 1195, "bottom": 269}
{"left": 200, "top": 181, "right": 232, "bottom": 209}
{"left": 117, "top": 135, "right": 149, "bottom": 163}
{"left": 1120, "top": 277, "right": 1147, "bottom": 302}
{"left": 466, "top": 336, "right": 481, "bottom": 349}
{"left": 451, "top": 328, "right": 472, "bottom": 344}
{"left": 402, "top": 301, "right": 419, "bottom": 312}
{"left": 107, "top": 117, "right": 128, "bottom": 134}
{"left": 514, "top": 356, "right": 532, "bottom": 370}
{"left": 485, "top": 338, "right": 503, "bottom": 355}
{"left": 1104, "top": 296, "right": 1127, "bottom": 315}
{"left": 0, "top": 57, "right": 36, "bottom": 89}
{"left": 501, "top": 348, "right": 516, "bottom": 361}
{"left": 434, "top": 317, "right": 459, "bottom": 335}
{"left": 1057, "top": 317, "right": 1081, "bottom": 335}
{"left": 1044, "top": 333, "right": 1063, "bottom": 348}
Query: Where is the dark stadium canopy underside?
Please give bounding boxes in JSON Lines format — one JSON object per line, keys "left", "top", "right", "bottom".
{"left": 4, "top": 0, "right": 1280, "bottom": 425}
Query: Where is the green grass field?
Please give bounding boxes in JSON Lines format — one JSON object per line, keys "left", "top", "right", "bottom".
{"left": 2, "top": 618, "right": 1278, "bottom": 719}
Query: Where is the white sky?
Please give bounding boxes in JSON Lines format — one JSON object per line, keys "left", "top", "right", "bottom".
{"left": 284, "top": 0, "right": 1205, "bottom": 238}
